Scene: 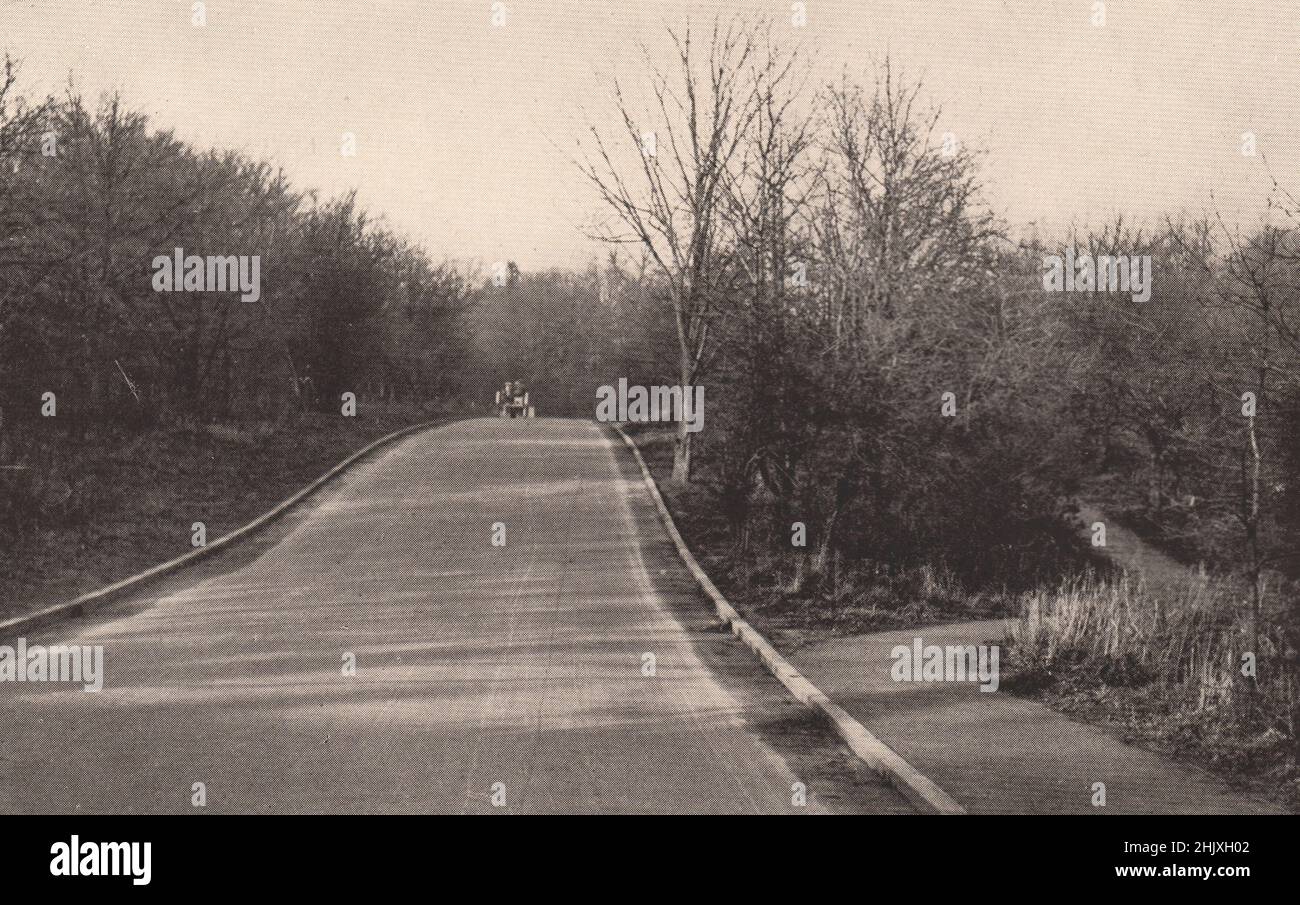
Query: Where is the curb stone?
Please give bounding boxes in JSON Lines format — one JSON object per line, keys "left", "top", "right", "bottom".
{"left": 612, "top": 424, "right": 967, "bottom": 815}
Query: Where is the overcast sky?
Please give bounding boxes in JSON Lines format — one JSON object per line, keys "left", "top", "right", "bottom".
{"left": 3, "top": 0, "right": 1298, "bottom": 269}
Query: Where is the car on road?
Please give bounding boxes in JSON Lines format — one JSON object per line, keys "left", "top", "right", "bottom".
{"left": 495, "top": 381, "right": 535, "bottom": 418}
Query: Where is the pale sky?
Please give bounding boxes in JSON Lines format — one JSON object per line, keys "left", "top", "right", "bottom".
{"left": 2, "top": 0, "right": 1297, "bottom": 268}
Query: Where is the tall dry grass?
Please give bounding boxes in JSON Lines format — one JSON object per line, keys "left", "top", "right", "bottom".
{"left": 1009, "top": 572, "right": 1296, "bottom": 787}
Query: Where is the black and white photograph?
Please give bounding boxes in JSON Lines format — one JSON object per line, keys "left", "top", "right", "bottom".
{"left": 0, "top": 0, "right": 1292, "bottom": 883}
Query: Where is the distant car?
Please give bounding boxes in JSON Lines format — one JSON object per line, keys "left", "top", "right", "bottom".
{"left": 495, "top": 381, "right": 535, "bottom": 419}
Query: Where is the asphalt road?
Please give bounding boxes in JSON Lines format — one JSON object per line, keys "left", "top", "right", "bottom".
{"left": 0, "top": 418, "right": 909, "bottom": 814}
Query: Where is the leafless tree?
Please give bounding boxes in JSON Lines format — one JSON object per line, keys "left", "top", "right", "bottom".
{"left": 580, "top": 18, "right": 762, "bottom": 482}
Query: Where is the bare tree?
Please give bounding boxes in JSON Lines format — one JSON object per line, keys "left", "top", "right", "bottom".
{"left": 1207, "top": 219, "right": 1296, "bottom": 679}
{"left": 580, "top": 18, "right": 761, "bottom": 482}
{"left": 0, "top": 56, "right": 52, "bottom": 377}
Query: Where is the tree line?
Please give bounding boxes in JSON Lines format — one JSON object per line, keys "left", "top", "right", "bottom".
{"left": 0, "top": 57, "right": 472, "bottom": 450}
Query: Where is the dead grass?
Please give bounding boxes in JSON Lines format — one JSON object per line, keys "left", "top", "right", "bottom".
{"left": 1003, "top": 573, "right": 1299, "bottom": 810}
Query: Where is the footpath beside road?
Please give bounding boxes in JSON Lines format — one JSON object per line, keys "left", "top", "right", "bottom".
{"left": 783, "top": 619, "right": 1279, "bottom": 814}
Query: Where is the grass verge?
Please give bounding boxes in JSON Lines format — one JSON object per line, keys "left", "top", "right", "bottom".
{"left": 0, "top": 404, "right": 445, "bottom": 621}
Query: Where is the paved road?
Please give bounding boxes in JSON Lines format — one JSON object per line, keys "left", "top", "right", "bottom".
{"left": 0, "top": 418, "right": 908, "bottom": 814}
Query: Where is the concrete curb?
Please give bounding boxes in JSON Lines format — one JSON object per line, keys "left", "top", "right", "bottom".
{"left": 0, "top": 418, "right": 456, "bottom": 643}
{"left": 612, "top": 425, "right": 967, "bottom": 816}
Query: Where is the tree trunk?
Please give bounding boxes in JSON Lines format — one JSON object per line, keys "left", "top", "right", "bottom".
{"left": 1148, "top": 449, "right": 1163, "bottom": 511}
{"left": 670, "top": 416, "right": 692, "bottom": 484}
{"left": 812, "top": 506, "right": 840, "bottom": 576}
{"left": 811, "top": 459, "right": 861, "bottom": 583}
{"left": 1246, "top": 407, "right": 1262, "bottom": 689}
{"left": 670, "top": 344, "right": 694, "bottom": 483}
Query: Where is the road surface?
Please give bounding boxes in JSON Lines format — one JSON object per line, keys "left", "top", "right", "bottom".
{"left": 0, "top": 418, "right": 908, "bottom": 814}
